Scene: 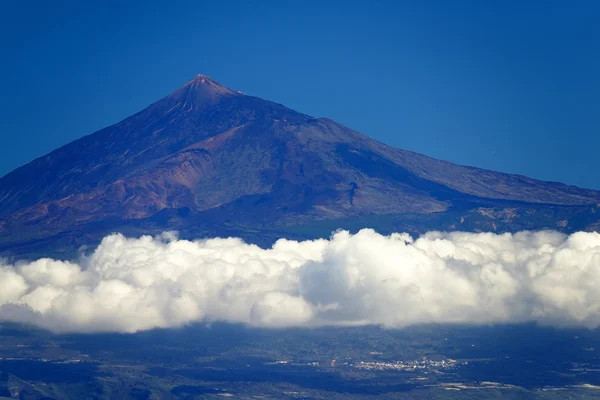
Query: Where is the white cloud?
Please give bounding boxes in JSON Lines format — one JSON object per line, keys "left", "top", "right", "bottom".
{"left": 1, "top": 229, "right": 600, "bottom": 333}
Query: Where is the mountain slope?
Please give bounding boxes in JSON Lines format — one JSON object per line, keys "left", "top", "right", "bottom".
{"left": 1, "top": 75, "right": 599, "bottom": 258}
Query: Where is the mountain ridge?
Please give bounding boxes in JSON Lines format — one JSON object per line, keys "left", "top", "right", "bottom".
{"left": 1, "top": 75, "right": 599, "bottom": 258}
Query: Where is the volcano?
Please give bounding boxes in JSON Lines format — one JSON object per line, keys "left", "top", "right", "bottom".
{"left": 1, "top": 75, "right": 599, "bottom": 258}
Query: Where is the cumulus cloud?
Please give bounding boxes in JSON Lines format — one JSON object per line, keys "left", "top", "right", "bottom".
{"left": 1, "top": 229, "right": 600, "bottom": 333}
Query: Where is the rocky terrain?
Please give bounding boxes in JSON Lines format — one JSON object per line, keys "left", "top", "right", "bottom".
{"left": 1, "top": 75, "right": 599, "bottom": 258}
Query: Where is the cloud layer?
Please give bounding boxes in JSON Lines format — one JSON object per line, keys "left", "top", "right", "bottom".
{"left": 1, "top": 229, "right": 600, "bottom": 333}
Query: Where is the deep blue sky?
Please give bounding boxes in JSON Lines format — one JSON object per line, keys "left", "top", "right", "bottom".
{"left": 1, "top": 1, "right": 599, "bottom": 188}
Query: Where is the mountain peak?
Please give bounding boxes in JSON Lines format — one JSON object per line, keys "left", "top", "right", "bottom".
{"left": 2, "top": 75, "right": 600, "bottom": 259}
{"left": 187, "top": 73, "right": 222, "bottom": 86}
{"left": 168, "top": 74, "right": 240, "bottom": 109}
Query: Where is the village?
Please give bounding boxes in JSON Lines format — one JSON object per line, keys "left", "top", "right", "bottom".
{"left": 353, "top": 357, "right": 460, "bottom": 372}
{"left": 267, "top": 356, "right": 462, "bottom": 373}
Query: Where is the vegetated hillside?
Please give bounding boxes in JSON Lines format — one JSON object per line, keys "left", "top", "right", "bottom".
{"left": 1, "top": 75, "right": 599, "bottom": 258}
